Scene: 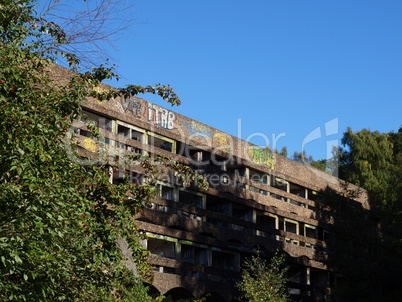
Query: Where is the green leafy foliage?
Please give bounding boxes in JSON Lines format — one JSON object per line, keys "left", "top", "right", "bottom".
{"left": 339, "top": 128, "right": 394, "bottom": 209}
{"left": 236, "top": 251, "right": 290, "bottom": 302}
{"left": 323, "top": 126, "right": 402, "bottom": 301}
{"left": 0, "top": 1, "right": 206, "bottom": 300}
{"left": 292, "top": 150, "right": 328, "bottom": 172}
{"left": 0, "top": 21, "right": 150, "bottom": 302}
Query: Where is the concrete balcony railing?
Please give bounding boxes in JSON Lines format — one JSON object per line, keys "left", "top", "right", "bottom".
{"left": 136, "top": 200, "right": 330, "bottom": 264}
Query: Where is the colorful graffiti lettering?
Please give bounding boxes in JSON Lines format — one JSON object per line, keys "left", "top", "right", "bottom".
{"left": 147, "top": 102, "right": 175, "bottom": 129}
{"left": 248, "top": 146, "right": 276, "bottom": 169}
{"left": 185, "top": 121, "right": 213, "bottom": 140}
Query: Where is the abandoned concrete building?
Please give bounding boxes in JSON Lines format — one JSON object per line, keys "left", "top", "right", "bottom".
{"left": 72, "top": 90, "right": 370, "bottom": 301}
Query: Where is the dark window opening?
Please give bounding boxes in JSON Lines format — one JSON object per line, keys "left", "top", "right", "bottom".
{"left": 148, "top": 238, "right": 175, "bottom": 259}
{"left": 179, "top": 190, "right": 203, "bottom": 208}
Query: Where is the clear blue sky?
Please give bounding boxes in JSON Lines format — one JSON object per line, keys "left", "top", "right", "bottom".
{"left": 98, "top": 1, "right": 402, "bottom": 159}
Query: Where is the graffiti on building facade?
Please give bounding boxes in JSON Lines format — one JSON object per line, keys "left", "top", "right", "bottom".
{"left": 213, "top": 132, "right": 232, "bottom": 153}
{"left": 121, "top": 96, "right": 142, "bottom": 118}
{"left": 147, "top": 102, "right": 175, "bottom": 130}
{"left": 248, "top": 146, "right": 276, "bottom": 169}
{"left": 184, "top": 121, "right": 213, "bottom": 140}
{"left": 83, "top": 138, "right": 98, "bottom": 153}
{"left": 213, "top": 132, "right": 228, "bottom": 146}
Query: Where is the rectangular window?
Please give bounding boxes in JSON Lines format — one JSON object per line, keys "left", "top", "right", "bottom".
{"left": 256, "top": 212, "right": 277, "bottom": 238}
{"left": 249, "top": 169, "right": 270, "bottom": 185}
{"left": 308, "top": 189, "right": 321, "bottom": 202}
{"left": 285, "top": 219, "right": 298, "bottom": 234}
{"left": 181, "top": 244, "right": 208, "bottom": 265}
{"left": 116, "top": 122, "right": 145, "bottom": 154}
{"left": 156, "top": 183, "right": 175, "bottom": 201}
{"left": 286, "top": 221, "right": 297, "bottom": 234}
{"left": 256, "top": 212, "right": 277, "bottom": 229}
{"left": 305, "top": 224, "right": 316, "bottom": 239}
{"left": 83, "top": 110, "right": 112, "bottom": 132}
{"left": 206, "top": 195, "right": 231, "bottom": 215}
{"left": 272, "top": 177, "right": 289, "bottom": 192}
{"left": 147, "top": 237, "right": 176, "bottom": 259}
{"left": 211, "top": 250, "right": 237, "bottom": 271}
{"left": 290, "top": 182, "right": 306, "bottom": 198}
{"left": 179, "top": 189, "right": 205, "bottom": 208}
{"left": 232, "top": 203, "right": 253, "bottom": 222}
{"left": 147, "top": 132, "right": 175, "bottom": 153}
{"left": 78, "top": 111, "right": 112, "bottom": 144}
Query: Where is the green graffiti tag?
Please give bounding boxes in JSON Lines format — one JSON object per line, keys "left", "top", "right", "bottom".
{"left": 248, "top": 146, "right": 276, "bottom": 169}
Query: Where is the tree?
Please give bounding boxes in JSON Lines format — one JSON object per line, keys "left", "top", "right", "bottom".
{"left": 339, "top": 127, "right": 394, "bottom": 209}
{"left": 236, "top": 251, "right": 290, "bottom": 302}
{"left": 36, "top": 0, "right": 136, "bottom": 67}
{"left": 0, "top": 1, "right": 205, "bottom": 300}
{"left": 327, "top": 126, "right": 402, "bottom": 301}
{"left": 292, "top": 150, "right": 327, "bottom": 172}
{"left": 388, "top": 126, "right": 402, "bottom": 217}
{"left": 275, "top": 146, "right": 288, "bottom": 158}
